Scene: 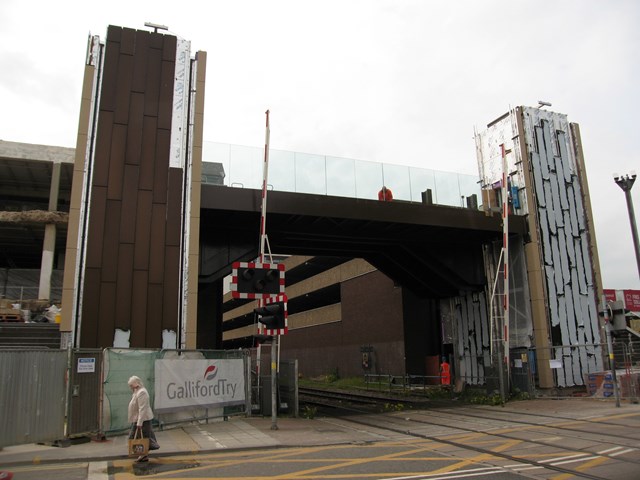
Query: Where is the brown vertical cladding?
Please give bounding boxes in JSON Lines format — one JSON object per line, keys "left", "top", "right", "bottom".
{"left": 92, "top": 112, "right": 114, "bottom": 187}
{"left": 162, "top": 246, "right": 180, "bottom": 331}
{"left": 133, "top": 190, "right": 153, "bottom": 270}
{"left": 165, "top": 168, "right": 183, "bottom": 246}
{"left": 148, "top": 203, "right": 167, "bottom": 284}
{"left": 139, "top": 116, "right": 158, "bottom": 190}
{"left": 85, "top": 186, "right": 107, "bottom": 269}
{"left": 101, "top": 200, "right": 122, "bottom": 282}
{"left": 80, "top": 268, "right": 101, "bottom": 347}
{"left": 115, "top": 243, "right": 134, "bottom": 330}
{"left": 106, "top": 124, "right": 126, "bottom": 200}
{"left": 152, "top": 130, "right": 170, "bottom": 202}
{"left": 119, "top": 164, "right": 140, "bottom": 243}
{"left": 125, "top": 93, "right": 144, "bottom": 166}
{"left": 80, "top": 25, "right": 182, "bottom": 348}
{"left": 130, "top": 270, "right": 149, "bottom": 346}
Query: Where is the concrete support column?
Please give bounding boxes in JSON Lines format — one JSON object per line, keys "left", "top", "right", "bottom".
{"left": 38, "top": 224, "right": 56, "bottom": 300}
{"left": 38, "top": 162, "right": 61, "bottom": 300}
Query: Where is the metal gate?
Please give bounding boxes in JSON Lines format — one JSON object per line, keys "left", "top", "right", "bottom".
{"left": 0, "top": 349, "right": 67, "bottom": 447}
{"left": 68, "top": 350, "right": 103, "bottom": 436}
{"left": 510, "top": 348, "right": 534, "bottom": 395}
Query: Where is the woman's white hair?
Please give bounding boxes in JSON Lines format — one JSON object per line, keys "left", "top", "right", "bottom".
{"left": 128, "top": 375, "right": 143, "bottom": 388}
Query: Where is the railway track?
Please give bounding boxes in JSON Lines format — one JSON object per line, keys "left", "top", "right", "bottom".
{"left": 302, "top": 387, "right": 640, "bottom": 479}
{"left": 299, "top": 386, "right": 431, "bottom": 406}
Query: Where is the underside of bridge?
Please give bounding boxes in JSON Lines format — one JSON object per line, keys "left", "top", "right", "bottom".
{"left": 197, "top": 185, "right": 528, "bottom": 349}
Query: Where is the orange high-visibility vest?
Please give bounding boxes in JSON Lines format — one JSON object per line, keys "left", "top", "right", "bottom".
{"left": 440, "top": 361, "right": 451, "bottom": 385}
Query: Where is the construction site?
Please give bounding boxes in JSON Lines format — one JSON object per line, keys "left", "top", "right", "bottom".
{"left": 1, "top": 24, "right": 639, "bottom": 403}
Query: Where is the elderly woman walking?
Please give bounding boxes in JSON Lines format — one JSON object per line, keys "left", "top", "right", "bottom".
{"left": 127, "top": 375, "right": 159, "bottom": 462}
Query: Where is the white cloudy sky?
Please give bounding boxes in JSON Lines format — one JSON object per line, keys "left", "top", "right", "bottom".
{"left": 1, "top": 0, "right": 638, "bottom": 289}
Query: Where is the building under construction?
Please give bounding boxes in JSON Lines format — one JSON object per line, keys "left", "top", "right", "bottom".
{"left": 0, "top": 23, "right": 618, "bottom": 394}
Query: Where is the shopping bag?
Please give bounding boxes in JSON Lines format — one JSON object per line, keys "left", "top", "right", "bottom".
{"left": 128, "top": 429, "right": 149, "bottom": 457}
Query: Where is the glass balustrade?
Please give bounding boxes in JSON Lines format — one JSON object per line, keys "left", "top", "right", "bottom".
{"left": 202, "top": 141, "right": 481, "bottom": 208}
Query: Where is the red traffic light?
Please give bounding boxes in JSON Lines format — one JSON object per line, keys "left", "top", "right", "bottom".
{"left": 255, "top": 294, "right": 288, "bottom": 336}
{"left": 231, "top": 261, "right": 285, "bottom": 299}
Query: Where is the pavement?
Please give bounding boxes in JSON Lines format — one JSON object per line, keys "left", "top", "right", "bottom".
{"left": 0, "top": 397, "right": 638, "bottom": 468}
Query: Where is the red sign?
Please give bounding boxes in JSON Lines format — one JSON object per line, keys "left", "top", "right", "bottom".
{"left": 603, "top": 289, "right": 617, "bottom": 303}
{"left": 623, "top": 289, "right": 640, "bottom": 311}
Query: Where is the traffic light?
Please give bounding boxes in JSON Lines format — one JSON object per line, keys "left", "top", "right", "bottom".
{"left": 231, "top": 261, "right": 285, "bottom": 299}
{"left": 255, "top": 303, "right": 285, "bottom": 329}
{"left": 254, "top": 294, "right": 288, "bottom": 335}
{"left": 252, "top": 333, "right": 273, "bottom": 347}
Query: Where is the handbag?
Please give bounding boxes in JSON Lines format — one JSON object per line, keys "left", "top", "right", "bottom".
{"left": 128, "top": 428, "right": 149, "bottom": 457}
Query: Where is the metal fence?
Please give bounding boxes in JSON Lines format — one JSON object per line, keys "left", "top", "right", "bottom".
{"left": 363, "top": 373, "right": 447, "bottom": 393}
{"left": 361, "top": 341, "right": 640, "bottom": 403}
{"left": 611, "top": 339, "right": 640, "bottom": 403}
{"left": 0, "top": 349, "right": 67, "bottom": 447}
{"left": 0, "top": 348, "right": 255, "bottom": 448}
{"left": 102, "top": 348, "right": 252, "bottom": 433}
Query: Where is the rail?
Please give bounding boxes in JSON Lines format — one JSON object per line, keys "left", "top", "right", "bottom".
{"left": 363, "top": 373, "right": 448, "bottom": 393}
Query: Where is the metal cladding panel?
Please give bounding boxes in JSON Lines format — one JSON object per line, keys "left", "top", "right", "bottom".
{"left": 85, "top": 186, "right": 107, "bottom": 268}
{"left": 162, "top": 34, "right": 177, "bottom": 61}
{"left": 119, "top": 164, "right": 140, "bottom": 242}
{"left": 162, "top": 245, "right": 180, "bottom": 331}
{"left": 146, "top": 284, "right": 164, "bottom": 344}
{"left": 106, "top": 124, "right": 126, "bottom": 199}
{"left": 158, "top": 59, "right": 175, "bottom": 130}
{"left": 165, "top": 167, "right": 184, "bottom": 246}
{"left": 113, "top": 54, "right": 134, "bottom": 125}
{"left": 78, "top": 25, "right": 190, "bottom": 348}
{"left": 0, "top": 351, "right": 67, "bottom": 447}
{"left": 143, "top": 47, "right": 162, "bottom": 116}
{"left": 81, "top": 267, "right": 101, "bottom": 346}
{"left": 97, "top": 281, "right": 117, "bottom": 343}
{"left": 101, "top": 199, "right": 122, "bottom": 282}
{"left": 119, "top": 27, "right": 136, "bottom": 55}
{"left": 133, "top": 189, "right": 153, "bottom": 270}
{"left": 139, "top": 116, "right": 158, "bottom": 190}
{"left": 130, "top": 269, "right": 149, "bottom": 346}
{"left": 125, "top": 93, "right": 145, "bottom": 165}
{"left": 148, "top": 203, "right": 168, "bottom": 284}
{"left": 477, "top": 107, "right": 602, "bottom": 388}
{"left": 100, "top": 33, "right": 120, "bottom": 111}
{"left": 475, "top": 111, "right": 526, "bottom": 214}
{"left": 526, "top": 114, "right": 603, "bottom": 386}
{"left": 115, "top": 243, "right": 134, "bottom": 328}
{"left": 92, "top": 111, "right": 114, "bottom": 186}
{"left": 152, "top": 129, "right": 170, "bottom": 202}
{"left": 132, "top": 31, "right": 150, "bottom": 92}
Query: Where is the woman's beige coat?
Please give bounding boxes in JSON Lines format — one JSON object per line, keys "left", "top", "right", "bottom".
{"left": 128, "top": 386, "right": 154, "bottom": 426}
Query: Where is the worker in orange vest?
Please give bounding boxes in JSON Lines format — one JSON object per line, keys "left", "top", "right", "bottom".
{"left": 440, "top": 357, "right": 451, "bottom": 385}
{"left": 378, "top": 186, "right": 393, "bottom": 202}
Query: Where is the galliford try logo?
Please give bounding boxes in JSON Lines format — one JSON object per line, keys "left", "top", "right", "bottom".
{"left": 154, "top": 359, "right": 246, "bottom": 412}
{"left": 166, "top": 364, "right": 239, "bottom": 399}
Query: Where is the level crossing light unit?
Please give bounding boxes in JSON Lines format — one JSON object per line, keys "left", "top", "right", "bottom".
{"left": 613, "top": 172, "right": 640, "bottom": 280}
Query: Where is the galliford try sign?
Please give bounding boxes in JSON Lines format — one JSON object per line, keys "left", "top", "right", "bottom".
{"left": 154, "top": 359, "right": 246, "bottom": 412}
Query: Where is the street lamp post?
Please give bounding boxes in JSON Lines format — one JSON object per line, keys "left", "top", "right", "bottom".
{"left": 614, "top": 173, "right": 640, "bottom": 280}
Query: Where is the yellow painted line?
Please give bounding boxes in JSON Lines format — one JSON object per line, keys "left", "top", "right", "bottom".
{"left": 272, "top": 444, "right": 457, "bottom": 479}
{"left": 3, "top": 462, "right": 88, "bottom": 472}
{"left": 549, "top": 455, "right": 610, "bottom": 480}
{"left": 583, "top": 411, "right": 640, "bottom": 422}
{"left": 106, "top": 436, "right": 530, "bottom": 480}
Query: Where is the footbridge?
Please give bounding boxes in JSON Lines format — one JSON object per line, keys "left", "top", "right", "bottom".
{"left": 199, "top": 184, "right": 528, "bottom": 299}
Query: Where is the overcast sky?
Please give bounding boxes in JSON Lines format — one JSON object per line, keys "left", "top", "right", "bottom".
{"left": 1, "top": 0, "right": 638, "bottom": 290}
